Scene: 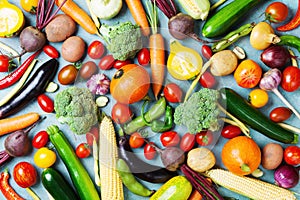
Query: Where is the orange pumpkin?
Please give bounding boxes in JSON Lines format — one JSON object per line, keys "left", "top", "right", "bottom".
{"left": 221, "top": 136, "right": 261, "bottom": 176}
{"left": 110, "top": 64, "right": 150, "bottom": 104}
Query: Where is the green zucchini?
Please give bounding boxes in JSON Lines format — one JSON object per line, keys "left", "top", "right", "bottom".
{"left": 202, "top": 0, "right": 261, "bottom": 38}
{"left": 220, "top": 88, "right": 298, "bottom": 144}
{"left": 41, "top": 168, "right": 80, "bottom": 200}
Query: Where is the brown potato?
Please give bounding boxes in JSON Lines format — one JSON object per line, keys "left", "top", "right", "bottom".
{"left": 187, "top": 147, "right": 216, "bottom": 173}
{"left": 261, "top": 143, "right": 283, "bottom": 170}
{"left": 45, "top": 14, "right": 76, "bottom": 42}
{"left": 61, "top": 36, "right": 86, "bottom": 62}
{"left": 210, "top": 50, "right": 238, "bottom": 76}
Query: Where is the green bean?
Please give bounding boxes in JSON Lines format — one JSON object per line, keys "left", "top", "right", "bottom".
{"left": 212, "top": 22, "right": 255, "bottom": 52}
{"left": 117, "top": 159, "right": 155, "bottom": 197}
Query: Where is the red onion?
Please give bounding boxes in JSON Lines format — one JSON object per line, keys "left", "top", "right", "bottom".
{"left": 261, "top": 45, "right": 290, "bottom": 68}
{"left": 274, "top": 164, "right": 299, "bottom": 189}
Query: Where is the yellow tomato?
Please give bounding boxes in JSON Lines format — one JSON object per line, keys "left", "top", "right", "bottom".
{"left": 20, "top": 0, "right": 39, "bottom": 14}
{"left": 248, "top": 89, "right": 269, "bottom": 108}
{"left": 34, "top": 147, "right": 56, "bottom": 168}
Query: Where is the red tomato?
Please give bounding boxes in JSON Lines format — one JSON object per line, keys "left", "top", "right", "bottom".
{"left": 111, "top": 102, "right": 133, "bottom": 124}
{"left": 144, "top": 142, "right": 157, "bottom": 160}
{"left": 37, "top": 94, "right": 54, "bottom": 113}
{"left": 137, "top": 48, "right": 150, "bottom": 66}
{"left": 13, "top": 162, "right": 37, "bottom": 188}
{"left": 196, "top": 130, "right": 214, "bottom": 146}
{"left": 0, "top": 54, "right": 11, "bottom": 72}
{"left": 58, "top": 64, "right": 78, "bottom": 85}
{"left": 43, "top": 45, "right": 59, "bottom": 58}
{"left": 265, "top": 2, "right": 289, "bottom": 23}
{"left": 180, "top": 133, "right": 195, "bottom": 152}
{"left": 98, "top": 54, "right": 115, "bottom": 70}
{"left": 88, "top": 40, "right": 105, "bottom": 59}
{"left": 163, "top": 83, "right": 183, "bottom": 103}
{"left": 32, "top": 130, "right": 49, "bottom": 149}
{"left": 160, "top": 131, "right": 180, "bottom": 147}
{"left": 113, "top": 59, "right": 133, "bottom": 69}
{"left": 234, "top": 60, "right": 262, "bottom": 88}
{"left": 200, "top": 71, "right": 216, "bottom": 88}
{"left": 269, "top": 107, "right": 292, "bottom": 122}
{"left": 284, "top": 146, "right": 300, "bottom": 165}
{"left": 201, "top": 45, "right": 213, "bottom": 59}
{"left": 76, "top": 143, "right": 91, "bottom": 158}
{"left": 129, "top": 132, "right": 144, "bottom": 148}
{"left": 221, "top": 125, "right": 242, "bottom": 139}
{"left": 281, "top": 66, "right": 300, "bottom": 92}
{"left": 86, "top": 125, "right": 99, "bottom": 147}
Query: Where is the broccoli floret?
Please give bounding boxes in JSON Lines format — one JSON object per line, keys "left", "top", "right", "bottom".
{"left": 54, "top": 86, "right": 98, "bottom": 135}
{"left": 174, "top": 88, "right": 221, "bottom": 134}
{"left": 99, "top": 21, "right": 143, "bottom": 61}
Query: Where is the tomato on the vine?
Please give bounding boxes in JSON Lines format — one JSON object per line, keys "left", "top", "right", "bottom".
{"left": 163, "top": 83, "right": 183, "bottom": 103}
{"left": 32, "top": 130, "right": 49, "bottom": 149}
{"left": 76, "top": 143, "right": 91, "bottom": 158}
{"left": 180, "top": 133, "right": 195, "bottom": 152}
{"left": 87, "top": 40, "right": 105, "bottom": 59}
{"left": 144, "top": 142, "right": 157, "bottom": 160}
{"left": 221, "top": 125, "right": 242, "bottom": 139}
{"left": 129, "top": 132, "right": 144, "bottom": 148}
{"left": 34, "top": 147, "right": 57, "bottom": 168}
{"left": 160, "top": 131, "right": 180, "bottom": 147}
{"left": 111, "top": 102, "right": 132, "bottom": 124}
{"left": 196, "top": 130, "right": 214, "bottom": 146}
{"left": 281, "top": 66, "right": 300, "bottom": 92}
{"left": 37, "top": 94, "right": 54, "bottom": 113}
{"left": 137, "top": 48, "right": 150, "bottom": 66}
{"left": 13, "top": 162, "right": 37, "bottom": 188}
{"left": 0, "top": 55, "right": 12, "bottom": 72}
{"left": 284, "top": 146, "right": 300, "bottom": 165}
{"left": 265, "top": 2, "right": 289, "bottom": 23}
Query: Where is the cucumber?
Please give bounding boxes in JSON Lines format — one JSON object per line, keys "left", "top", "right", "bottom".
{"left": 220, "top": 88, "right": 298, "bottom": 144}
{"left": 90, "top": 0, "right": 122, "bottom": 20}
{"left": 202, "top": 0, "right": 261, "bottom": 38}
{"left": 150, "top": 176, "right": 192, "bottom": 200}
{"left": 41, "top": 168, "right": 80, "bottom": 200}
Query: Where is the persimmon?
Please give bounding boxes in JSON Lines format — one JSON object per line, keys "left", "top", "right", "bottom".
{"left": 221, "top": 136, "right": 261, "bottom": 176}
{"left": 110, "top": 64, "right": 150, "bottom": 104}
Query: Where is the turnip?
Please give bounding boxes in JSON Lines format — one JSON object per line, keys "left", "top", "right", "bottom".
{"left": 19, "top": 0, "right": 66, "bottom": 54}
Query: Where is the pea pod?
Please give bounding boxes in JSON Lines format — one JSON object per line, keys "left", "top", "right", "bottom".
{"left": 212, "top": 23, "right": 255, "bottom": 52}
{"left": 277, "top": 35, "right": 300, "bottom": 53}
{"left": 117, "top": 159, "right": 154, "bottom": 197}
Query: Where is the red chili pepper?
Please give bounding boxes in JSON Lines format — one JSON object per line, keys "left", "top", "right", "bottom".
{"left": 277, "top": 0, "right": 300, "bottom": 31}
{"left": 0, "top": 170, "right": 25, "bottom": 200}
{"left": 0, "top": 50, "right": 41, "bottom": 90}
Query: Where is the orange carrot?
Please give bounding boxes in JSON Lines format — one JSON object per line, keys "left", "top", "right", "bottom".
{"left": 55, "top": 0, "right": 98, "bottom": 35}
{"left": 149, "top": 33, "right": 165, "bottom": 99}
{"left": 188, "top": 190, "right": 203, "bottom": 200}
{"left": 0, "top": 112, "right": 40, "bottom": 136}
{"left": 125, "top": 0, "right": 150, "bottom": 36}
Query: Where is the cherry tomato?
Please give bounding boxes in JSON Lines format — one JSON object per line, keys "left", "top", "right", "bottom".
{"left": 34, "top": 147, "right": 57, "bottom": 168}
{"left": 265, "top": 2, "right": 289, "bottom": 23}
{"left": 87, "top": 40, "right": 105, "bottom": 59}
{"left": 0, "top": 55, "right": 11, "bottom": 72}
{"left": 32, "top": 130, "right": 49, "bottom": 149}
{"left": 129, "top": 132, "right": 144, "bottom": 148}
{"left": 163, "top": 83, "right": 183, "bottom": 103}
{"left": 76, "top": 143, "right": 91, "bottom": 158}
{"left": 180, "top": 133, "right": 195, "bottom": 152}
{"left": 281, "top": 66, "right": 300, "bottom": 92}
{"left": 111, "top": 102, "right": 132, "bottom": 124}
{"left": 200, "top": 71, "right": 216, "bottom": 88}
{"left": 58, "top": 64, "right": 78, "bottom": 85}
{"left": 234, "top": 60, "right": 262, "bottom": 88}
{"left": 160, "top": 131, "right": 180, "bottom": 147}
{"left": 221, "top": 125, "right": 242, "bottom": 139}
{"left": 144, "top": 142, "right": 157, "bottom": 160}
{"left": 43, "top": 45, "right": 59, "bottom": 58}
{"left": 137, "top": 48, "right": 150, "bottom": 66}
{"left": 13, "top": 162, "right": 37, "bottom": 188}
{"left": 248, "top": 89, "right": 269, "bottom": 108}
{"left": 37, "top": 94, "right": 54, "bottom": 113}
{"left": 201, "top": 45, "right": 213, "bottom": 59}
{"left": 284, "top": 146, "right": 300, "bottom": 165}
{"left": 20, "top": 0, "right": 38, "bottom": 13}
{"left": 99, "top": 54, "right": 115, "bottom": 70}
{"left": 113, "top": 59, "right": 133, "bottom": 69}
{"left": 269, "top": 107, "right": 292, "bottom": 123}
{"left": 86, "top": 125, "right": 99, "bottom": 147}
{"left": 196, "top": 130, "right": 214, "bottom": 146}
{"left": 80, "top": 61, "right": 98, "bottom": 80}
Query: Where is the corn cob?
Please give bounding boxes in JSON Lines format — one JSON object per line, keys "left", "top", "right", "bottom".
{"left": 206, "top": 169, "right": 296, "bottom": 200}
{"left": 99, "top": 116, "right": 124, "bottom": 200}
